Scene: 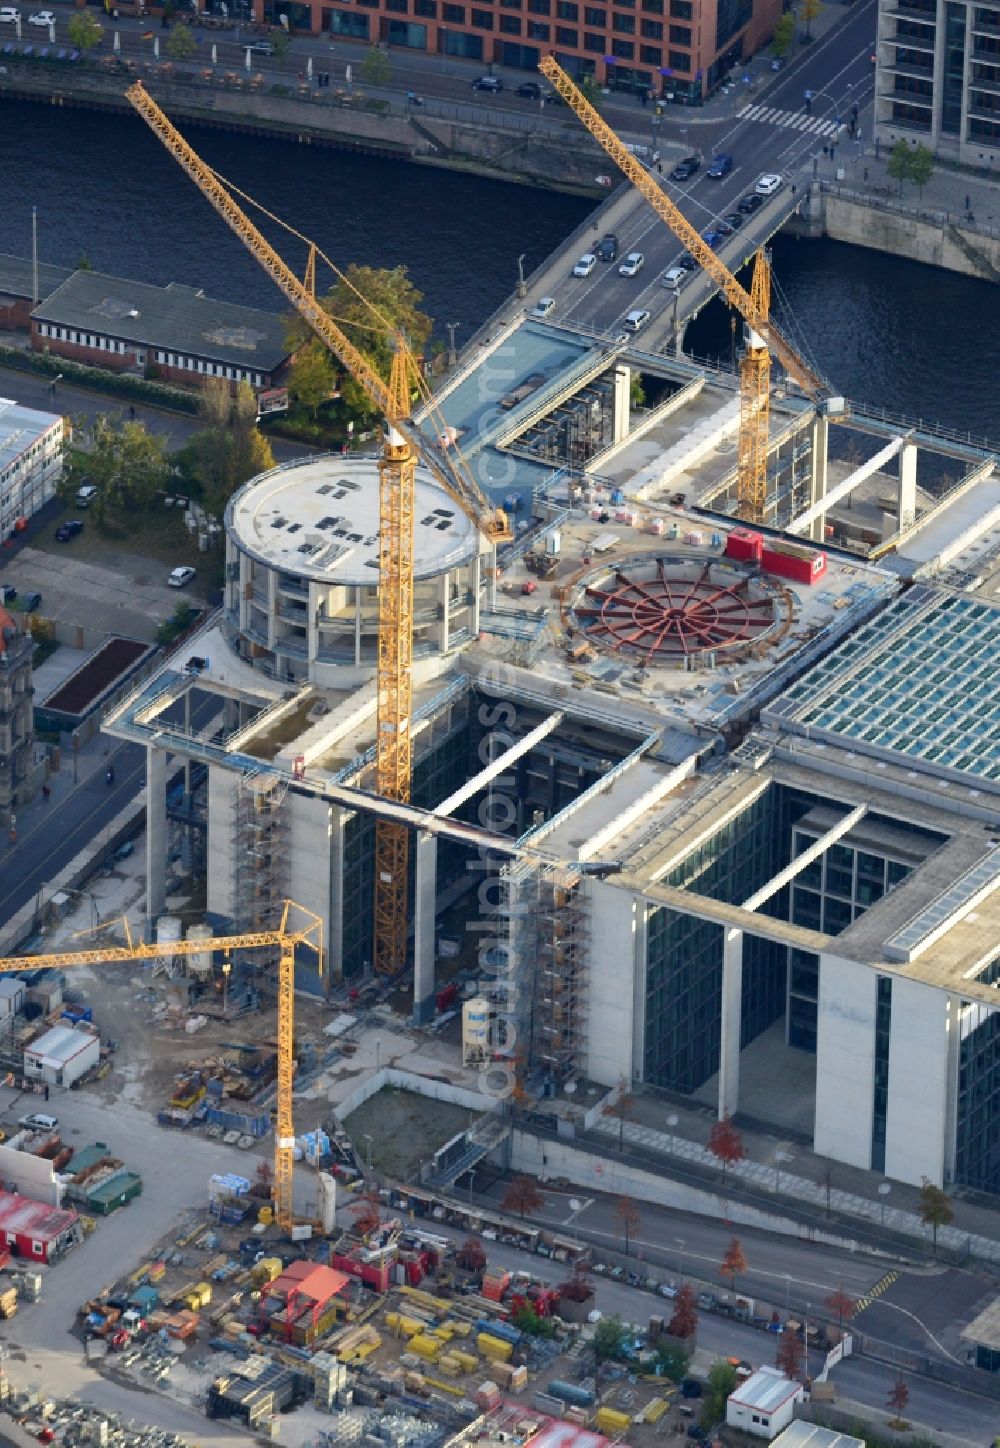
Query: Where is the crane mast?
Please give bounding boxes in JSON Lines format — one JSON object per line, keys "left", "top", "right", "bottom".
{"left": 0, "top": 903, "right": 322, "bottom": 1233}
{"left": 126, "top": 83, "right": 510, "bottom": 983}
{"left": 739, "top": 250, "right": 772, "bottom": 523}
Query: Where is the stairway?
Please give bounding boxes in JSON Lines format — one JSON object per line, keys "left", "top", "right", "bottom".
{"left": 947, "top": 224, "right": 1000, "bottom": 284}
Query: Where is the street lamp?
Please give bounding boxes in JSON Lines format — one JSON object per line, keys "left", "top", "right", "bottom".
{"left": 445, "top": 321, "right": 461, "bottom": 368}
{"left": 878, "top": 1180, "right": 891, "bottom": 1225}
{"left": 221, "top": 959, "right": 231, "bottom": 1015}
{"left": 782, "top": 1271, "right": 792, "bottom": 1309}
{"left": 363, "top": 1132, "right": 374, "bottom": 1178}
{"left": 516, "top": 253, "right": 527, "bottom": 299}
{"left": 666, "top": 1112, "right": 679, "bottom": 1154}
{"left": 440, "top": 26, "right": 448, "bottom": 75}
{"left": 675, "top": 1237, "right": 685, "bottom": 1279}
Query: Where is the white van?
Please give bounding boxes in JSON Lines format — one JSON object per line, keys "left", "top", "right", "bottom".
{"left": 76, "top": 485, "right": 98, "bottom": 508}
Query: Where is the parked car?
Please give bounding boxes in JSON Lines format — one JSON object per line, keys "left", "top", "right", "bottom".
{"left": 75, "top": 484, "right": 98, "bottom": 508}
{"left": 715, "top": 219, "right": 734, "bottom": 237}
{"left": 723, "top": 211, "right": 745, "bottom": 230}
{"left": 516, "top": 81, "right": 545, "bottom": 98}
{"left": 530, "top": 296, "right": 556, "bottom": 319}
{"left": 246, "top": 39, "right": 274, "bottom": 54}
{"left": 701, "top": 229, "right": 722, "bottom": 249}
{"left": 168, "top": 566, "right": 196, "bottom": 588}
{"left": 28, "top": 10, "right": 55, "bottom": 26}
{"left": 19, "top": 1113, "right": 59, "bottom": 1132}
{"left": 658, "top": 1280, "right": 678, "bottom": 1297}
{"left": 55, "top": 519, "right": 84, "bottom": 542}
{"left": 738, "top": 193, "right": 765, "bottom": 214}
{"left": 23, "top": 591, "right": 41, "bottom": 612}
{"left": 618, "top": 251, "right": 645, "bottom": 278}
{"left": 661, "top": 265, "right": 687, "bottom": 289}
{"left": 471, "top": 75, "right": 503, "bottom": 91}
{"left": 756, "top": 172, "right": 783, "bottom": 195}
{"left": 573, "top": 252, "right": 597, "bottom": 277}
{"left": 597, "top": 232, "right": 620, "bottom": 262}
{"left": 670, "top": 156, "right": 700, "bottom": 182}
{"left": 676, "top": 253, "right": 697, "bottom": 271}
{"left": 0, "top": 8, "right": 20, "bottom": 23}
{"left": 706, "top": 153, "right": 733, "bottom": 178}
{"left": 622, "top": 308, "right": 650, "bottom": 333}
{"left": 0, "top": 584, "right": 16, "bottom": 604}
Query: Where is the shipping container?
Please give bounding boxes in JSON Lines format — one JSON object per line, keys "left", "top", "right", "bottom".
{"left": 761, "top": 542, "right": 827, "bottom": 585}
{"left": 725, "top": 529, "right": 764, "bottom": 564}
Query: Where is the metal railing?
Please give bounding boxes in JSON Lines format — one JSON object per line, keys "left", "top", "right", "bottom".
{"left": 822, "top": 178, "right": 1000, "bottom": 242}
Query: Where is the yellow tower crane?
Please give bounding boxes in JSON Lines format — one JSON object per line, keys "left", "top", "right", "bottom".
{"left": 538, "top": 56, "right": 833, "bottom": 524}
{"left": 0, "top": 901, "right": 322, "bottom": 1233}
{"left": 125, "top": 83, "right": 511, "bottom": 982}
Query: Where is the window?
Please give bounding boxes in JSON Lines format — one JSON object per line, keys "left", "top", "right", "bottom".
{"left": 557, "top": 24, "right": 578, "bottom": 41}
{"left": 472, "top": 7, "right": 494, "bottom": 23}
{"left": 715, "top": 0, "right": 751, "bottom": 49}
{"left": 640, "top": 42, "right": 661, "bottom": 60}
{"left": 415, "top": 0, "right": 436, "bottom": 14}
{"left": 500, "top": 12, "right": 521, "bottom": 29}
{"left": 528, "top": 19, "right": 550, "bottom": 36}
{"left": 443, "top": 3, "right": 464, "bottom": 18}
{"left": 557, "top": 0, "right": 578, "bottom": 15}
{"left": 585, "top": 5, "right": 606, "bottom": 22}
{"left": 669, "top": 0, "right": 690, "bottom": 14}
{"left": 501, "top": 0, "right": 522, "bottom": 7}
{"left": 642, "top": 0, "right": 663, "bottom": 9}
{"left": 611, "top": 35, "right": 633, "bottom": 53}
{"left": 669, "top": 22, "right": 690, "bottom": 42}
{"left": 386, "top": 0, "right": 408, "bottom": 12}
{"left": 614, "top": 12, "right": 635, "bottom": 31}
{"left": 584, "top": 29, "right": 604, "bottom": 47}
{"left": 32, "top": 1242, "right": 43, "bottom": 1256}
{"left": 529, "top": 0, "right": 551, "bottom": 10}
{"left": 641, "top": 17, "right": 661, "bottom": 35}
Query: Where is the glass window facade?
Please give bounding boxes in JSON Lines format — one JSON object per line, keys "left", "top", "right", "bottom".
{"left": 872, "top": 976, "right": 892, "bottom": 1173}
{"left": 942, "top": 0, "right": 968, "bottom": 134}
{"left": 955, "top": 961, "right": 1000, "bottom": 1194}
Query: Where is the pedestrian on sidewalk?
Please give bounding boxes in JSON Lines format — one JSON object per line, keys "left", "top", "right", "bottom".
{"left": 965, "top": 193, "right": 971, "bottom": 211}
{"left": 41, "top": 784, "right": 50, "bottom": 802}
{"left": 106, "top": 766, "right": 115, "bottom": 786}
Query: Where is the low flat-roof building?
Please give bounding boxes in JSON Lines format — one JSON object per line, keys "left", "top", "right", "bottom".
{"left": 960, "top": 1295, "right": 1000, "bottom": 1373}
{"left": 0, "top": 396, "right": 64, "bottom": 538}
{"left": 24, "top": 1024, "right": 99, "bottom": 1088}
{"left": 262, "top": 1261, "right": 349, "bottom": 1344}
{"left": 0, "top": 253, "right": 72, "bottom": 331}
{"left": 727, "top": 1367, "right": 805, "bottom": 1439}
{"left": 770, "top": 1426, "right": 864, "bottom": 1448}
{"left": 0, "top": 1188, "right": 80, "bottom": 1263}
{"left": 32, "top": 271, "right": 291, "bottom": 393}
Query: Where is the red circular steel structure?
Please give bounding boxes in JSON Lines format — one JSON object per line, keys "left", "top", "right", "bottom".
{"left": 575, "top": 559, "right": 779, "bottom": 660}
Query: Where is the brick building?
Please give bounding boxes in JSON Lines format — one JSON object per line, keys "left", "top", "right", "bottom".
{"left": 255, "top": 0, "right": 779, "bottom": 102}
{"left": 0, "top": 255, "right": 72, "bottom": 333}
{"left": 31, "top": 269, "right": 292, "bottom": 393}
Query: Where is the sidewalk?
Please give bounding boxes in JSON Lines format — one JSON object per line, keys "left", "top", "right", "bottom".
{"left": 613, "top": 1093, "right": 1000, "bottom": 1267}
{"left": 816, "top": 144, "right": 1000, "bottom": 237}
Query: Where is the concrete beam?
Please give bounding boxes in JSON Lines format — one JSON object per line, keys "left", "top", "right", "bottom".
{"left": 412, "top": 831, "right": 438, "bottom": 1025}
{"left": 787, "top": 435, "right": 906, "bottom": 536}
{"left": 146, "top": 744, "right": 168, "bottom": 922}
{"left": 434, "top": 711, "right": 564, "bottom": 819}
{"left": 740, "top": 803, "right": 867, "bottom": 913}
{"left": 718, "top": 927, "right": 743, "bottom": 1119}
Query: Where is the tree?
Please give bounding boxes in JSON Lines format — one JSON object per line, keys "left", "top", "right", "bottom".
{"left": 61, "top": 416, "right": 170, "bottom": 523}
{"left": 166, "top": 23, "right": 196, "bottom": 61}
{"left": 826, "top": 1287, "right": 857, "bottom": 1331}
{"left": 271, "top": 27, "right": 291, "bottom": 60}
{"left": 909, "top": 142, "right": 934, "bottom": 197}
{"left": 602, "top": 1074, "right": 637, "bottom": 1151}
{"left": 67, "top": 11, "right": 103, "bottom": 52}
{"left": 614, "top": 1194, "right": 641, "bottom": 1257}
{"left": 708, "top": 1112, "right": 745, "bottom": 1173}
{"left": 918, "top": 1177, "right": 954, "bottom": 1251}
{"left": 771, "top": 12, "right": 795, "bottom": 59}
{"left": 667, "top": 1284, "right": 698, "bottom": 1340}
{"left": 775, "top": 1328, "right": 805, "bottom": 1381}
{"left": 701, "top": 1360, "right": 738, "bottom": 1426}
{"left": 887, "top": 138, "right": 912, "bottom": 195}
{"left": 560, "top": 1258, "right": 594, "bottom": 1302}
{"left": 181, "top": 380, "right": 275, "bottom": 520}
{"left": 456, "top": 1235, "right": 486, "bottom": 1272}
{"left": 286, "top": 344, "right": 336, "bottom": 419}
{"left": 655, "top": 1342, "right": 691, "bottom": 1381}
{"left": 360, "top": 46, "right": 390, "bottom": 88}
{"left": 501, "top": 1174, "right": 544, "bottom": 1219}
{"left": 287, "top": 264, "right": 432, "bottom": 426}
{"left": 720, "top": 1236, "right": 747, "bottom": 1289}
{"left": 886, "top": 1375, "right": 909, "bottom": 1425}
{"left": 800, "top": 0, "right": 823, "bottom": 40}
{"left": 592, "top": 1313, "right": 627, "bottom": 1361}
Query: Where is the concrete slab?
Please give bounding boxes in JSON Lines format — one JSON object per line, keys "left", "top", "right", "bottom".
{"left": 0, "top": 545, "right": 188, "bottom": 642}
{"left": 30, "top": 644, "right": 89, "bottom": 702}
{"left": 692, "top": 1020, "right": 817, "bottom": 1135}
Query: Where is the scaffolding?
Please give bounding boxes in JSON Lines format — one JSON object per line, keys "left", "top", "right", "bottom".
{"left": 535, "top": 865, "right": 589, "bottom": 1086}
{"left": 231, "top": 771, "right": 289, "bottom": 943}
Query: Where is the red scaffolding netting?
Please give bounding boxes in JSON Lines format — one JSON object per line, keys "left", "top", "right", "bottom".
{"left": 575, "top": 560, "right": 778, "bottom": 660}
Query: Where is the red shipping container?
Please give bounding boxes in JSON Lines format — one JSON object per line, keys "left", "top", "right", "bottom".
{"left": 436, "top": 982, "right": 458, "bottom": 1012}
{"left": 761, "top": 544, "right": 827, "bottom": 586}
{"left": 725, "top": 528, "right": 764, "bottom": 563}
{"left": 406, "top": 1259, "right": 424, "bottom": 1286}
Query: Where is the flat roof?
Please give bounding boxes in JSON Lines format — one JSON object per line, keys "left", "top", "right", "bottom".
{"left": 764, "top": 586, "right": 1000, "bottom": 792}
{"left": 33, "top": 271, "right": 289, "bottom": 371}
{"left": 0, "top": 253, "right": 73, "bottom": 304}
{"left": 960, "top": 1294, "right": 1000, "bottom": 1349}
{"left": 25, "top": 1024, "right": 98, "bottom": 1065}
{"left": 226, "top": 456, "right": 480, "bottom": 584}
{"left": 0, "top": 1189, "right": 77, "bottom": 1242}
{"left": 0, "top": 397, "right": 61, "bottom": 471}
{"left": 729, "top": 1367, "right": 802, "bottom": 1412}
{"left": 771, "top": 1425, "right": 864, "bottom": 1448}
{"left": 896, "top": 469, "right": 1000, "bottom": 569}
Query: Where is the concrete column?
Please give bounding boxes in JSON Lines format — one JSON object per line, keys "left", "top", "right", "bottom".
{"left": 942, "top": 993, "right": 962, "bottom": 1186}
{"left": 613, "top": 364, "right": 631, "bottom": 444}
{"left": 412, "top": 829, "right": 437, "bottom": 1025}
{"left": 354, "top": 588, "right": 363, "bottom": 668}
{"left": 327, "top": 805, "right": 346, "bottom": 992}
{"left": 808, "top": 414, "right": 829, "bottom": 544}
{"left": 439, "top": 572, "right": 451, "bottom": 652}
{"left": 718, "top": 927, "right": 743, "bottom": 1119}
{"left": 631, "top": 899, "right": 647, "bottom": 1085}
{"left": 146, "top": 744, "right": 168, "bottom": 923}
{"left": 472, "top": 553, "right": 485, "bottom": 632}
{"left": 183, "top": 688, "right": 192, "bottom": 802}
{"left": 898, "top": 442, "right": 917, "bottom": 532}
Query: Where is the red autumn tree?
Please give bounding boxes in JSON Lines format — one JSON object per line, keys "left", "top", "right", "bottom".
{"left": 602, "top": 1074, "right": 637, "bottom": 1151}
{"left": 502, "top": 1174, "right": 545, "bottom": 1219}
{"left": 708, "top": 1112, "right": 745, "bottom": 1173}
{"left": 887, "top": 1376, "right": 909, "bottom": 1423}
{"left": 826, "top": 1288, "right": 857, "bottom": 1331}
{"left": 720, "top": 1236, "right": 748, "bottom": 1288}
{"left": 456, "top": 1235, "right": 487, "bottom": 1272}
{"left": 614, "top": 1194, "right": 642, "bottom": 1257}
{"left": 667, "top": 1284, "right": 698, "bottom": 1339}
{"left": 776, "top": 1328, "right": 805, "bottom": 1381}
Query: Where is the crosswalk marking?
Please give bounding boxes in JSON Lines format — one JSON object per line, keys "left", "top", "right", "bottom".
{"left": 738, "top": 102, "right": 842, "bottom": 137}
{"left": 853, "top": 1269, "right": 899, "bottom": 1316}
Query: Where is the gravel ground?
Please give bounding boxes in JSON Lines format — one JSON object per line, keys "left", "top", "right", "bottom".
{"left": 343, "top": 1086, "right": 476, "bottom": 1181}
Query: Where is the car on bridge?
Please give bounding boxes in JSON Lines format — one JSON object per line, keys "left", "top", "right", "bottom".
{"left": 669, "top": 156, "right": 700, "bottom": 182}
{"left": 706, "top": 154, "right": 733, "bottom": 179}
{"left": 622, "top": 308, "right": 650, "bottom": 333}
{"left": 572, "top": 253, "right": 597, "bottom": 277}
{"left": 756, "top": 172, "right": 784, "bottom": 195}
{"left": 530, "top": 296, "right": 556, "bottom": 319}
{"left": 618, "top": 251, "right": 645, "bottom": 278}
{"left": 738, "top": 193, "right": 765, "bottom": 215}
{"left": 701, "top": 230, "right": 722, "bottom": 249}
{"left": 597, "top": 233, "right": 620, "bottom": 263}
{"left": 723, "top": 212, "right": 745, "bottom": 230}
{"left": 472, "top": 75, "right": 503, "bottom": 92}
{"left": 661, "top": 266, "right": 687, "bottom": 289}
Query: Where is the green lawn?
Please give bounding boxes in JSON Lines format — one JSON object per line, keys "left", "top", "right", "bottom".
{"left": 35, "top": 502, "right": 224, "bottom": 592}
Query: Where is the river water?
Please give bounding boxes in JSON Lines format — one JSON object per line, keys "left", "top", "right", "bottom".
{"left": 5, "top": 99, "right": 999, "bottom": 443}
